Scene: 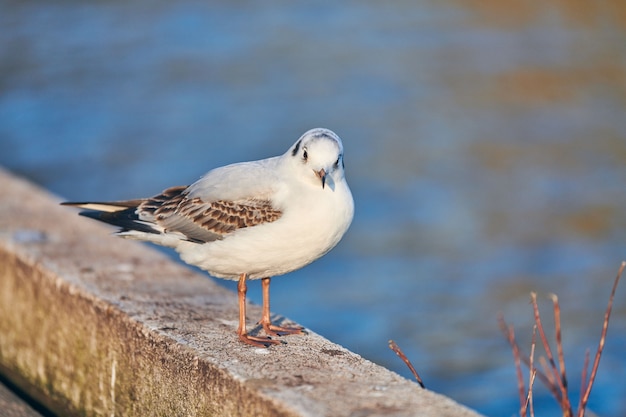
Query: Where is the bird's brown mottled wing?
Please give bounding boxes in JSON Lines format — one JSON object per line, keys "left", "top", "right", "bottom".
{"left": 142, "top": 186, "right": 282, "bottom": 243}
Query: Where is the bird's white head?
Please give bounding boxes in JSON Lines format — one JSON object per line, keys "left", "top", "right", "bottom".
{"left": 286, "top": 128, "right": 346, "bottom": 190}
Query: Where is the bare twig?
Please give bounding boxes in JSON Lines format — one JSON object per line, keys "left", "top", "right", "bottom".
{"left": 579, "top": 348, "right": 590, "bottom": 408}
{"left": 388, "top": 340, "right": 425, "bottom": 389}
{"left": 525, "top": 326, "right": 537, "bottom": 417}
{"left": 520, "top": 325, "right": 537, "bottom": 417}
{"left": 577, "top": 261, "right": 624, "bottom": 416}
{"left": 501, "top": 262, "right": 623, "bottom": 417}
{"left": 498, "top": 314, "right": 526, "bottom": 411}
{"left": 530, "top": 292, "right": 572, "bottom": 416}
{"left": 528, "top": 369, "right": 537, "bottom": 417}
{"left": 537, "top": 355, "right": 561, "bottom": 401}
{"left": 498, "top": 315, "right": 564, "bottom": 410}
{"left": 551, "top": 293, "right": 568, "bottom": 393}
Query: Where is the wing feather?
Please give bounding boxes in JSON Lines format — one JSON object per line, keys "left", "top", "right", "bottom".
{"left": 64, "top": 171, "right": 283, "bottom": 244}
{"left": 152, "top": 194, "right": 282, "bottom": 242}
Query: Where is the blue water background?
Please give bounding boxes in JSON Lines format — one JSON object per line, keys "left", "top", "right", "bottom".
{"left": 2, "top": 2, "right": 626, "bottom": 416}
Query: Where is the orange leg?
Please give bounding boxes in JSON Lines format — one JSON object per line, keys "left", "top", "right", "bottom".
{"left": 260, "top": 277, "right": 304, "bottom": 337}
{"left": 237, "top": 273, "right": 279, "bottom": 347}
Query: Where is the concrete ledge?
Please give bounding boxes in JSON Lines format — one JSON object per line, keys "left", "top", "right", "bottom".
{"left": 0, "top": 167, "right": 483, "bottom": 417}
{"left": 0, "top": 379, "right": 44, "bottom": 417}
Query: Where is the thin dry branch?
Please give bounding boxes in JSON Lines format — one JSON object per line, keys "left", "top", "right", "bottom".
{"left": 577, "top": 261, "right": 624, "bottom": 416}
{"left": 498, "top": 315, "right": 563, "bottom": 406}
{"left": 530, "top": 292, "right": 573, "bottom": 416}
{"left": 537, "top": 355, "right": 560, "bottom": 400}
{"left": 521, "top": 325, "right": 537, "bottom": 417}
{"left": 498, "top": 314, "right": 526, "bottom": 411}
{"left": 388, "top": 340, "right": 425, "bottom": 389}
{"left": 551, "top": 293, "right": 568, "bottom": 393}
{"left": 528, "top": 369, "right": 537, "bottom": 417}
{"left": 579, "top": 348, "right": 590, "bottom": 409}
{"left": 501, "top": 262, "right": 623, "bottom": 417}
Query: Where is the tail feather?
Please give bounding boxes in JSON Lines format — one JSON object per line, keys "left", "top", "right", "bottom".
{"left": 62, "top": 186, "right": 189, "bottom": 239}
{"left": 60, "top": 201, "right": 142, "bottom": 212}
{"left": 62, "top": 201, "right": 161, "bottom": 235}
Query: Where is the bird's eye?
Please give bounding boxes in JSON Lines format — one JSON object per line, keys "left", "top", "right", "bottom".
{"left": 303, "top": 149, "right": 308, "bottom": 161}
{"left": 334, "top": 154, "right": 343, "bottom": 169}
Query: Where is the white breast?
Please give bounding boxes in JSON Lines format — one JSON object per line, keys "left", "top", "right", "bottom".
{"left": 176, "top": 179, "right": 354, "bottom": 280}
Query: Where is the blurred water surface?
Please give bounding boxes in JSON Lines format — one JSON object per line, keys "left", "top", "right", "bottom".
{"left": 2, "top": 1, "right": 626, "bottom": 416}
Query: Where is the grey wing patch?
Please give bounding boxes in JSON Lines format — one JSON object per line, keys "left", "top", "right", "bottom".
{"left": 150, "top": 189, "right": 282, "bottom": 243}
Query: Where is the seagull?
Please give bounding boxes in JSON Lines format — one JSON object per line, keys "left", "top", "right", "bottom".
{"left": 62, "top": 128, "right": 354, "bottom": 347}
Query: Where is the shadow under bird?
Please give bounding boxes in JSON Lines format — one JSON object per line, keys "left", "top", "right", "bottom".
{"left": 62, "top": 128, "right": 354, "bottom": 347}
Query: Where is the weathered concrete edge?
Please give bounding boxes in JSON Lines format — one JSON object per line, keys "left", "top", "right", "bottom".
{"left": 0, "top": 167, "right": 484, "bottom": 417}
{"left": 0, "top": 376, "right": 46, "bottom": 417}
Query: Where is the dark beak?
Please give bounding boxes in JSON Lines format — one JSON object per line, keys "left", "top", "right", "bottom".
{"left": 315, "top": 169, "right": 326, "bottom": 189}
